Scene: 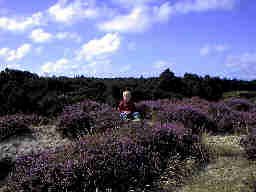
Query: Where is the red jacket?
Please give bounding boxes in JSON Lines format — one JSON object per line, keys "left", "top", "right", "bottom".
{"left": 117, "top": 99, "right": 136, "bottom": 113}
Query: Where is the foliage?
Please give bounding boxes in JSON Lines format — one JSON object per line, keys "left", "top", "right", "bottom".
{"left": 223, "top": 98, "right": 254, "bottom": 112}
{"left": 2, "top": 68, "right": 256, "bottom": 191}
{"left": 56, "top": 107, "right": 91, "bottom": 140}
{"left": 208, "top": 103, "right": 252, "bottom": 134}
{"left": 222, "top": 91, "right": 241, "bottom": 99}
{"left": 7, "top": 131, "right": 176, "bottom": 191}
{"left": 0, "top": 157, "right": 15, "bottom": 181}
{"left": 166, "top": 105, "right": 217, "bottom": 135}
{"left": 4, "top": 102, "right": 206, "bottom": 192}
{"left": 37, "top": 94, "right": 58, "bottom": 117}
{"left": 0, "top": 114, "right": 32, "bottom": 142}
{"left": 240, "top": 130, "right": 256, "bottom": 160}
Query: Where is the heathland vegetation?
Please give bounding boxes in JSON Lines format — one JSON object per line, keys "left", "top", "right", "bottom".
{"left": 0, "top": 68, "right": 256, "bottom": 191}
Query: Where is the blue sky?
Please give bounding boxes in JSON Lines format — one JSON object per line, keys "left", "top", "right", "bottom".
{"left": 0, "top": 0, "right": 255, "bottom": 81}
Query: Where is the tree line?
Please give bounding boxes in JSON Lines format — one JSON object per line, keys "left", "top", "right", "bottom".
{"left": 0, "top": 67, "right": 255, "bottom": 118}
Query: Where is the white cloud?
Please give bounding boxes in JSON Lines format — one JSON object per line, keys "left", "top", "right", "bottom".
{"left": 0, "top": 44, "right": 31, "bottom": 61}
{"left": 99, "top": 0, "right": 237, "bottom": 33}
{"left": 0, "top": 12, "right": 44, "bottom": 32}
{"left": 153, "top": 2, "right": 173, "bottom": 23}
{"left": 98, "top": 2, "right": 174, "bottom": 33}
{"left": 200, "top": 44, "right": 229, "bottom": 56}
{"left": 225, "top": 53, "right": 256, "bottom": 80}
{"left": 41, "top": 58, "right": 79, "bottom": 74}
{"left": 173, "top": 0, "right": 237, "bottom": 14}
{"left": 111, "top": 0, "right": 155, "bottom": 8}
{"left": 47, "top": 0, "right": 100, "bottom": 24}
{"left": 80, "top": 59, "right": 113, "bottom": 77}
{"left": 200, "top": 45, "right": 210, "bottom": 56}
{"left": 56, "top": 32, "right": 82, "bottom": 43}
{"left": 16, "top": 44, "right": 31, "bottom": 59}
{"left": 0, "top": 47, "right": 9, "bottom": 56}
{"left": 30, "top": 30, "right": 82, "bottom": 44}
{"left": 76, "top": 33, "right": 120, "bottom": 61}
{"left": 30, "top": 28, "right": 52, "bottom": 43}
{"left": 6, "top": 63, "right": 24, "bottom": 70}
{"left": 226, "top": 53, "right": 256, "bottom": 68}
{"left": 98, "top": 7, "right": 151, "bottom": 33}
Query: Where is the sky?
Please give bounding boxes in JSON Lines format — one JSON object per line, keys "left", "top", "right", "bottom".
{"left": 0, "top": 0, "right": 255, "bottom": 81}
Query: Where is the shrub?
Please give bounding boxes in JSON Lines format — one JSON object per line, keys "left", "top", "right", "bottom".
{"left": 87, "top": 103, "right": 122, "bottom": 134}
{"left": 208, "top": 103, "right": 252, "bottom": 134}
{"left": 4, "top": 99, "right": 212, "bottom": 192}
{"left": 56, "top": 109, "right": 91, "bottom": 140}
{"left": 239, "top": 131, "right": 256, "bottom": 160}
{"left": 0, "top": 114, "right": 31, "bottom": 142}
{"left": 58, "top": 100, "right": 122, "bottom": 136}
{"left": 7, "top": 134, "right": 163, "bottom": 191}
{"left": 0, "top": 157, "right": 15, "bottom": 180}
{"left": 150, "top": 122, "right": 185, "bottom": 163}
{"left": 6, "top": 117, "right": 191, "bottom": 192}
{"left": 224, "top": 98, "right": 254, "bottom": 112}
{"left": 167, "top": 105, "right": 217, "bottom": 135}
{"left": 240, "top": 136, "right": 256, "bottom": 160}
{"left": 138, "top": 100, "right": 163, "bottom": 111}
{"left": 37, "top": 93, "right": 63, "bottom": 118}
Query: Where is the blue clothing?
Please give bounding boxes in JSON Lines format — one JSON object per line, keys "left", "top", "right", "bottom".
{"left": 120, "top": 112, "right": 140, "bottom": 120}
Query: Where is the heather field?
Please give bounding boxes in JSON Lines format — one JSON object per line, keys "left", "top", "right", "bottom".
{"left": 0, "top": 96, "right": 256, "bottom": 192}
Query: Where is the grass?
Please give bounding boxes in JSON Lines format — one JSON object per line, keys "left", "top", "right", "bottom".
{"left": 158, "top": 128, "right": 256, "bottom": 192}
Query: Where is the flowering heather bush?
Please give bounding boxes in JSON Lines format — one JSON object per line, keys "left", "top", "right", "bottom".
{"left": 150, "top": 122, "right": 185, "bottom": 166}
{"left": 180, "top": 96, "right": 219, "bottom": 117}
{"left": 5, "top": 114, "right": 205, "bottom": 192}
{"left": 2, "top": 99, "right": 214, "bottom": 191}
{"left": 151, "top": 120, "right": 209, "bottom": 166}
{"left": 138, "top": 100, "right": 164, "bottom": 111}
{"left": 89, "top": 103, "right": 123, "bottom": 134}
{"left": 0, "top": 114, "right": 32, "bottom": 142}
{"left": 207, "top": 102, "right": 232, "bottom": 118}
{"left": 56, "top": 109, "right": 91, "bottom": 140}
{"left": 6, "top": 133, "right": 166, "bottom": 192}
{"left": 166, "top": 105, "right": 217, "bottom": 135}
{"left": 61, "top": 99, "right": 102, "bottom": 116}
{"left": 136, "top": 99, "right": 181, "bottom": 121}
{"left": 208, "top": 103, "right": 252, "bottom": 134}
{"left": 182, "top": 96, "right": 217, "bottom": 107}
{"left": 15, "top": 113, "right": 52, "bottom": 126}
{"left": 152, "top": 121, "right": 185, "bottom": 139}
{"left": 79, "top": 99, "right": 102, "bottom": 113}
{"left": 59, "top": 100, "right": 122, "bottom": 135}
{"left": 223, "top": 98, "right": 254, "bottom": 112}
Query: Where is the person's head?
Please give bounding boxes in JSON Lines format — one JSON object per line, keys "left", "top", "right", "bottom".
{"left": 123, "top": 88, "right": 132, "bottom": 103}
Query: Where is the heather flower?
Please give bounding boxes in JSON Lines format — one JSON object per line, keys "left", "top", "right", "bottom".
{"left": 224, "top": 98, "right": 254, "bottom": 112}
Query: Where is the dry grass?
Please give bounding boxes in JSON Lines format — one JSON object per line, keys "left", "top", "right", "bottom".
{"left": 159, "top": 129, "right": 256, "bottom": 192}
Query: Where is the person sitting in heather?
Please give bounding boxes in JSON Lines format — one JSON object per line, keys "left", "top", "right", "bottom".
{"left": 118, "top": 89, "right": 141, "bottom": 121}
